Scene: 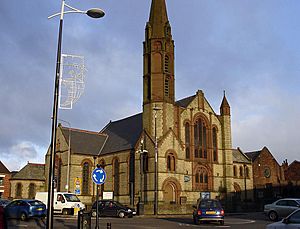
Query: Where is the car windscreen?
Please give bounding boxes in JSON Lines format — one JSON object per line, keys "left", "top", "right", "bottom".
{"left": 28, "top": 200, "right": 44, "bottom": 206}
{"left": 64, "top": 194, "right": 81, "bottom": 202}
{"left": 199, "top": 200, "right": 221, "bottom": 209}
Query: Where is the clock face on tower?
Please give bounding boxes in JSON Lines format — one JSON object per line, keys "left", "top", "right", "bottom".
{"left": 264, "top": 167, "right": 271, "bottom": 178}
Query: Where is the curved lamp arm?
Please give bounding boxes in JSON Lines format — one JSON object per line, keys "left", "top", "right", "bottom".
{"left": 48, "top": 1, "right": 105, "bottom": 20}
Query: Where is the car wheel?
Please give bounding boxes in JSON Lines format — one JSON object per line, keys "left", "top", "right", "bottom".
{"left": 118, "top": 211, "right": 125, "bottom": 218}
{"left": 220, "top": 220, "right": 224, "bottom": 225}
{"left": 20, "top": 212, "right": 27, "bottom": 221}
{"left": 269, "top": 211, "right": 278, "bottom": 221}
{"left": 62, "top": 209, "right": 69, "bottom": 215}
{"left": 92, "top": 211, "right": 97, "bottom": 217}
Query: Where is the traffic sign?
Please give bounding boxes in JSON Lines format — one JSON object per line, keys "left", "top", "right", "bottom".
{"left": 91, "top": 167, "right": 106, "bottom": 185}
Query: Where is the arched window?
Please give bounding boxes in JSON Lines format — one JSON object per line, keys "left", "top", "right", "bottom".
{"left": 143, "top": 153, "right": 149, "bottom": 173}
{"left": 185, "top": 123, "right": 190, "bottom": 159}
{"left": 194, "top": 118, "right": 208, "bottom": 158}
{"left": 28, "top": 183, "right": 36, "bottom": 199}
{"left": 233, "top": 166, "right": 237, "bottom": 177}
{"left": 212, "top": 127, "right": 218, "bottom": 162}
{"left": 55, "top": 157, "right": 62, "bottom": 191}
{"left": 113, "top": 158, "right": 120, "bottom": 195}
{"left": 82, "top": 161, "right": 90, "bottom": 195}
{"left": 239, "top": 166, "right": 243, "bottom": 177}
{"left": 99, "top": 160, "right": 106, "bottom": 196}
{"left": 16, "top": 183, "right": 22, "bottom": 198}
{"left": 245, "top": 166, "right": 249, "bottom": 178}
{"left": 195, "top": 166, "right": 209, "bottom": 190}
{"left": 167, "top": 153, "right": 176, "bottom": 172}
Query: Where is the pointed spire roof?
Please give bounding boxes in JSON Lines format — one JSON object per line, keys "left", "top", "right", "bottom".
{"left": 220, "top": 91, "right": 231, "bottom": 115}
{"left": 148, "top": 0, "right": 169, "bottom": 38}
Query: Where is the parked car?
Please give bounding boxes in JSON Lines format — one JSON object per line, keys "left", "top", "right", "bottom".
{"left": 35, "top": 192, "right": 85, "bottom": 215}
{"left": 91, "top": 200, "right": 136, "bottom": 218}
{"left": 192, "top": 199, "right": 224, "bottom": 225}
{"left": 266, "top": 208, "right": 300, "bottom": 229}
{"left": 4, "top": 199, "right": 46, "bottom": 221}
{"left": 264, "top": 198, "right": 300, "bottom": 221}
{"left": 0, "top": 199, "right": 11, "bottom": 207}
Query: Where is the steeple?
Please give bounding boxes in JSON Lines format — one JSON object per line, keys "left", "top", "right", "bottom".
{"left": 149, "top": 0, "right": 169, "bottom": 38}
{"left": 220, "top": 91, "right": 231, "bottom": 116}
{"left": 143, "top": 0, "right": 175, "bottom": 105}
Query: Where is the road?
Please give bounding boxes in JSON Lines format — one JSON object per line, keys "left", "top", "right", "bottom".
{"left": 6, "top": 212, "right": 271, "bottom": 229}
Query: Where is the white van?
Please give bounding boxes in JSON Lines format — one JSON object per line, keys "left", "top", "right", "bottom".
{"left": 35, "top": 192, "right": 85, "bottom": 215}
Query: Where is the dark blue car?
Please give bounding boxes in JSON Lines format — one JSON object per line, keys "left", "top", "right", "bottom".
{"left": 4, "top": 199, "right": 46, "bottom": 221}
{"left": 193, "top": 199, "right": 224, "bottom": 225}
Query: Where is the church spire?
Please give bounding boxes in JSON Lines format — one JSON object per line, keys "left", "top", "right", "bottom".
{"left": 220, "top": 91, "right": 231, "bottom": 116}
{"left": 149, "top": 0, "right": 169, "bottom": 38}
{"left": 143, "top": 0, "right": 175, "bottom": 105}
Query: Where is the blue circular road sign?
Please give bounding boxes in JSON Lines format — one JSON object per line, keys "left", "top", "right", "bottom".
{"left": 91, "top": 167, "right": 107, "bottom": 185}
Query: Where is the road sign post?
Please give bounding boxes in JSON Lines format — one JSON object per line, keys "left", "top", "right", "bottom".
{"left": 92, "top": 165, "right": 106, "bottom": 229}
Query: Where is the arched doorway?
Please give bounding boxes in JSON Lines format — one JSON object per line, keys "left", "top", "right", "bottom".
{"left": 164, "top": 182, "right": 176, "bottom": 203}
{"left": 233, "top": 182, "right": 241, "bottom": 200}
{"left": 162, "top": 178, "right": 181, "bottom": 204}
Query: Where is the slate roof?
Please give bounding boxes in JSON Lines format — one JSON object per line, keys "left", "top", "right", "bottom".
{"left": 245, "top": 150, "right": 261, "bottom": 162}
{"left": 0, "top": 161, "right": 10, "bottom": 174}
{"left": 175, "top": 95, "right": 196, "bottom": 108}
{"left": 61, "top": 127, "right": 108, "bottom": 156}
{"left": 11, "top": 163, "right": 45, "bottom": 181}
{"left": 100, "top": 113, "right": 143, "bottom": 155}
{"left": 232, "top": 148, "right": 251, "bottom": 163}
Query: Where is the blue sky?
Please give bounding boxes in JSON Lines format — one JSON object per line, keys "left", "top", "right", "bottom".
{"left": 0, "top": 0, "right": 299, "bottom": 171}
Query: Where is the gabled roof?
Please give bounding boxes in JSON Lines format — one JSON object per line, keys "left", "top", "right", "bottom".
{"left": 100, "top": 113, "right": 143, "bottom": 155}
{"left": 0, "top": 161, "right": 10, "bottom": 174}
{"left": 61, "top": 127, "right": 108, "bottom": 156}
{"left": 175, "top": 95, "right": 196, "bottom": 108}
{"left": 245, "top": 150, "right": 261, "bottom": 162}
{"left": 11, "top": 163, "right": 45, "bottom": 181}
{"left": 232, "top": 148, "right": 251, "bottom": 163}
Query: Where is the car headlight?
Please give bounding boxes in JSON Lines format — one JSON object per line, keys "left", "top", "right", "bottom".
{"left": 127, "top": 209, "right": 132, "bottom": 212}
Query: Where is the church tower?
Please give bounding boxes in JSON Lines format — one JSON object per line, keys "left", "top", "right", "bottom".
{"left": 143, "top": 0, "right": 175, "bottom": 137}
{"left": 143, "top": 0, "right": 175, "bottom": 105}
{"left": 219, "top": 92, "right": 234, "bottom": 193}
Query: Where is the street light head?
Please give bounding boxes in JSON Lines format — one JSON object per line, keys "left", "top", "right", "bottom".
{"left": 86, "top": 8, "right": 105, "bottom": 18}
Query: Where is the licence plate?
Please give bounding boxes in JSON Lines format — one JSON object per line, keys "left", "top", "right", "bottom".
{"left": 206, "top": 211, "right": 216, "bottom": 215}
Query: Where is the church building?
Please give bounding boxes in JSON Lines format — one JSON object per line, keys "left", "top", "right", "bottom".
{"left": 45, "top": 0, "right": 253, "bottom": 214}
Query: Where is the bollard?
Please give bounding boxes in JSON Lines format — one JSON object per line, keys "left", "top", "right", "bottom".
{"left": 107, "top": 222, "right": 111, "bottom": 229}
{"left": 77, "top": 210, "right": 91, "bottom": 229}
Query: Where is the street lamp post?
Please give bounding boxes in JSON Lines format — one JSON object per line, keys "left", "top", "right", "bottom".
{"left": 138, "top": 140, "right": 147, "bottom": 215}
{"left": 153, "top": 106, "right": 161, "bottom": 216}
{"left": 244, "top": 164, "right": 247, "bottom": 201}
{"left": 47, "top": 2, "right": 105, "bottom": 228}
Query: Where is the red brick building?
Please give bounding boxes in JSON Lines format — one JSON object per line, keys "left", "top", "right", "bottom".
{"left": 283, "top": 160, "right": 300, "bottom": 185}
{"left": 245, "top": 147, "right": 285, "bottom": 190}
{"left": 0, "top": 161, "right": 11, "bottom": 199}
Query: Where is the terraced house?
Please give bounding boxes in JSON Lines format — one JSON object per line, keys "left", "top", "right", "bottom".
{"left": 43, "top": 0, "right": 254, "bottom": 214}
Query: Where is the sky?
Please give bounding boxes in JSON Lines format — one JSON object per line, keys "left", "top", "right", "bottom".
{"left": 0, "top": 0, "right": 299, "bottom": 171}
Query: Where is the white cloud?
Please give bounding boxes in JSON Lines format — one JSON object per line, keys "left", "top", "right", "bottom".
{"left": 1, "top": 142, "right": 46, "bottom": 172}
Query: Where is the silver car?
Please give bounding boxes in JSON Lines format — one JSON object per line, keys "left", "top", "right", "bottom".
{"left": 266, "top": 209, "right": 300, "bottom": 229}
{"left": 264, "top": 198, "right": 300, "bottom": 221}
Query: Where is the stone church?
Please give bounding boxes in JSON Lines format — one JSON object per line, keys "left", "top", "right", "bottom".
{"left": 45, "top": 0, "right": 253, "bottom": 214}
